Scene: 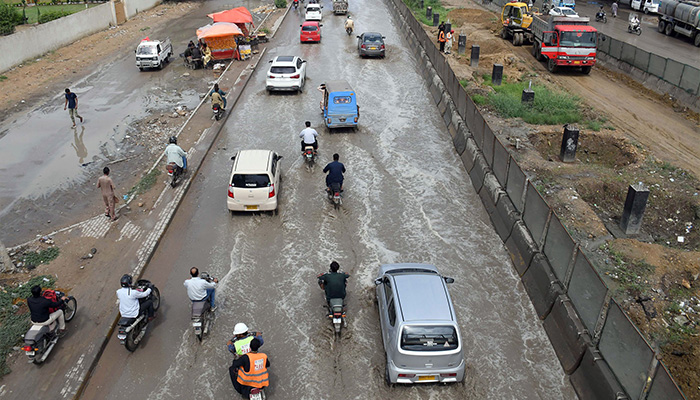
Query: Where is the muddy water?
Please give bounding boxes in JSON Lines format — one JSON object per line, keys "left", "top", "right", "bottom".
{"left": 81, "top": 0, "right": 576, "bottom": 398}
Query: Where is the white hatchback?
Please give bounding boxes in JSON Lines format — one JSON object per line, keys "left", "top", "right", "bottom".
{"left": 227, "top": 150, "right": 282, "bottom": 213}
{"left": 549, "top": 6, "right": 579, "bottom": 17}
{"left": 305, "top": 4, "right": 322, "bottom": 21}
{"left": 266, "top": 56, "right": 307, "bottom": 93}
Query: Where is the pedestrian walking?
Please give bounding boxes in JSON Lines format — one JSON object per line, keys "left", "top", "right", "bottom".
{"left": 437, "top": 21, "right": 446, "bottom": 52}
{"left": 64, "top": 88, "right": 83, "bottom": 128}
{"left": 612, "top": 1, "right": 618, "bottom": 17}
{"left": 445, "top": 30, "right": 454, "bottom": 54}
{"left": 97, "top": 167, "right": 118, "bottom": 221}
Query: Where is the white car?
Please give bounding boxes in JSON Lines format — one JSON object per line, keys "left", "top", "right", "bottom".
{"left": 549, "top": 6, "right": 579, "bottom": 17}
{"left": 265, "top": 56, "right": 307, "bottom": 93}
{"left": 305, "top": 4, "right": 322, "bottom": 21}
{"left": 227, "top": 150, "right": 282, "bottom": 213}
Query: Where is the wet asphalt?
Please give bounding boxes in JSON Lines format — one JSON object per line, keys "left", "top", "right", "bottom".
{"left": 79, "top": 0, "right": 577, "bottom": 399}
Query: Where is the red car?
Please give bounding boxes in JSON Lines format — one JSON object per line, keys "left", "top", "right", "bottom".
{"left": 300, "top": 21, "right": 322, "bottom": 43}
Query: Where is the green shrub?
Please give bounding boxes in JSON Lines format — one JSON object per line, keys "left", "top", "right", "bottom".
{"left": 274, "top": 0, "right": 286, "bottom": 8}
{"left": 37, "top": 9, "right": 70, "bottom": 23}
{"left": 0, "top": 1, "right": 24, "bottom": 35}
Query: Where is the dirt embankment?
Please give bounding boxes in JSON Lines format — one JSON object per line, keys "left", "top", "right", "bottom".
{"left": 419, "top": 3, "right": 700, "bottom": 398}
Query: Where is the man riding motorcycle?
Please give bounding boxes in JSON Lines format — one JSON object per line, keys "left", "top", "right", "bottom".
{"left": 184, "top": 267, "right": 218, "bottom": 312}
{"left": 299, "top": 121, "right": 319, "bottom": 153}
{"left": 230, "top": 338, "right": 270, "bottom": 398}
{"left": 165, "top": 136, "right": 187, "bottom": 174}
{"left": 116, "top": 274, "right": 155, "bottom": 321}
{"left": 227, "top": 322, "right": 264, "bottom": 356}
{"left": 323, "top": 153, "right": 346, "bottom": 191}
{"left": 628, "top": 14, "right": 640, "bottom": 30}
{"left": 27, "top": 285, "right": 69, "bottom": 335}
{"left": 344, "top": 15, "right": 354, "bottom": 34}
{"left": 317, "top": 261, "right": 350, "bottom": 305}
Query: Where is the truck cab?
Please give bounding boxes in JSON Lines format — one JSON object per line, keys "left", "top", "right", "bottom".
{"left": 531, "top": 16, "right": 597, "bottom": 73}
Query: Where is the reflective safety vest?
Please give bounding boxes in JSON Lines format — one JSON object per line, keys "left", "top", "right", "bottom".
{"left": 233, "top": 335, "right": 255, "bottom": 356}
{"left": 438, "top": 31, "right": 446, "bottom": 42}
{"left": 237, "top": 352, "right": 269, "bottom": 388}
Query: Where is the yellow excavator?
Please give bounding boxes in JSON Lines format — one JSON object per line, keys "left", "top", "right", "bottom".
{"left": 500, "top": 2, "right": 534, "bottom": 46}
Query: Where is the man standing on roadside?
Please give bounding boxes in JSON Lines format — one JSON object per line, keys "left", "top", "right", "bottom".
{"left": 612, "top": 1, "right": 618, "bottom": 17}
{"left": 437, "top": 21, "right": 446, "bottom": 53}
{"left": 64, "top": 88, "right": 83, "bottom": 128}
{"left": 97, "top": 167, "right": 118, "bottom": 221}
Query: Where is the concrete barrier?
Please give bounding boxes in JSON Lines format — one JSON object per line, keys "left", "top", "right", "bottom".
{"left": 453, "top": 121, "right": 468, "bottom": 155}
{"left": 647, "top": 362, "right": 687, "bottom": 400}
{"left": 124, "top": 0, "right": 160, "bottom": 18}
{"left": 492, "top": 137, "right": 510, "bottom": 187}
{"left": 522, "top": 181, "right": 550, "bottom": 248}
{"left": 521, "top": 254, "right": 564, "bottom": 319}
{"left": 461, "top": 136, "right": 478, "bottom": 173}
{"left": 543, "top": 295, "right": 589, "bottom": 374}
{"left": 567, "top": 250, "right": 608, "bottom": 333}
{"left": 505, "top": 157, "right": 526, "bottom": 212}
{"left": 482, "top": 123, "right": 496, "bottom": 167}
{"left": 504, "top": 221, "right": 537, "bottom": 276}
{"left": 570, "top": 346, "right": 629, "bottom": 400}
{"left": 542, "top": 212, "right": 576, "bottom": 283}
{"left": 468, "top": 152, "right": 489, "bottom": 194}
{"left": 492, "top": 193, "right": 518, "bottom": 242}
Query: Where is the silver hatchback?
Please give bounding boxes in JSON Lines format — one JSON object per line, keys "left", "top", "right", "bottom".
{"left": 374, "top": 263, "right": 465, "bottom": 384}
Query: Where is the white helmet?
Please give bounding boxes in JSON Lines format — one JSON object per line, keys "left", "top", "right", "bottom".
{"left": 233, "top": 322, "right": 249, "bottom": 335}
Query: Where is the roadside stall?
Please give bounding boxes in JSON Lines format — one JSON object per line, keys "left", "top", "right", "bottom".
{"left": 207, "top": 7, "right": 263, "bottom": 59}
{"left": 196, "top": 22, "right": 243, "bottom": 61}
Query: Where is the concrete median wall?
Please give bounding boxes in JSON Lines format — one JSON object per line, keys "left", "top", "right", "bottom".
{"left": 124, "top": 0, "right": 160, "bottom": 19}
{"left": 385, "top": 0, "right": 688, "bottom": 398}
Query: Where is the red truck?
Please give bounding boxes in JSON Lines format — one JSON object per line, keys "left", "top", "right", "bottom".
{"left": 530, "top": 15, "right": 597, "bottom": 74}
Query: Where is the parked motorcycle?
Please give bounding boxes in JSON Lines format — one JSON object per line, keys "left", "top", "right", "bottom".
{"left": 166, "top": 162, "right": 184, "bottom": 188}
{"left": 23, "top": 290, "right": 77, "bottom": 364}
{"left": 326, "top": 182, "right": 342, "bottom": 209}
{"left": 628, "top": 22, "right": 642, "bottom": 35}
{"left": 213, "top": 103, "right": 224, "bottom": 121}
{"left": 117, "top": 279, "right": 160, "bottom": 352}
{"left": 191, "top": 272, "right": 216, "bottom": 342}
{"left": 303, "top": 145, "right": 316, "bottom": 165}
{"left": 595, "top": 11, "right": 607, "bottom": 23}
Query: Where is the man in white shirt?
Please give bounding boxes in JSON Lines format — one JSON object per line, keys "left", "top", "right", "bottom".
{"left": 299, "top": 121, "right": 319, "bottom": 153}
{"left": 165, "top": 136, "right": 187, "bottom": 171}
{"left": 184, "top": 267, "right": 218, "bottom": 312}
{"left": 116, "top": 274, "right": 155, "bottom": 321}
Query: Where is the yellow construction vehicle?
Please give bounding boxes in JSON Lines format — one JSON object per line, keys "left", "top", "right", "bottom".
{"left": 500, "top": 2, "right": 534, "bottom": 46}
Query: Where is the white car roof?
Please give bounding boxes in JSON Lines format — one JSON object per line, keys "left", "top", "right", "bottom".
{"left": 271, "top": 56, "right": 298, "bottom": 66}
{"left": 232, "top": 150, "right": 273, "bottom": 173}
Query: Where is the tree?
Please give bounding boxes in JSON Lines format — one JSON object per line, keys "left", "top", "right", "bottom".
{"left": 0, "top": 1, "right": 23, "bottom": 36}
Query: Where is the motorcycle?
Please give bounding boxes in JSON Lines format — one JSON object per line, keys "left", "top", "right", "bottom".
{"left": 191, "top": 272, "right": 216, "bottom": 342}
{"left": 213, "top": 103, "right": 224, "bottom": 121}
{"left": 628, "top": 21, "right": 642, "bottom": 35}
{"left": 166, "top": 161, "right": 184, "bottom": 188}
{"left": 326, "top": 182, "right": 342, "bottom": 209}
{"left": 23, "top": 290, "right": 77, "bottom": 364}
{"left": 595, "top": 11, "right": 607, "bottom": 23}
{"left": 117, "top": 279, "right": 161, "bottom": 352}
{"left": 303, "top": 145, "right": 316, "bottom": 165}
{"left": 293, "top": 0, "right": 298, "bottom": 9}
{"left": 229, "top": 332, "right": 266, "bottom": 400}
{"left": 346, "top": 26, "right": 353, "bottom": 35}
{"left": 317, "top": 275, "right": 347, "bottom": 335}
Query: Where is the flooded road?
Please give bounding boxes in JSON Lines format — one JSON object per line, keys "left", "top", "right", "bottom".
{"left": 81, "top": 0, "right": 576, "bottom": 398}
{"left": 0, "top": 0, "right": 264, "bottom": 246}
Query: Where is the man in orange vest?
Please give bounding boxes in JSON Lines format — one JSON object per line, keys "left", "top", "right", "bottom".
{"left": 230, "top": 338, "right": 270, "bottom": 398}
{"left": 438, "top": 29, "right": 446, "bottom": 53}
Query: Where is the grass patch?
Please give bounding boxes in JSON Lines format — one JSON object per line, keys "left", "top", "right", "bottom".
{"left": 603, "top": 248, "right": 655, "bottom": 297}
{"left": 21, "top": 4, "right": 97, "bottom": 25}
{"left": 128, "top": 168, "right": 161, "bottom": 197}
{"left": 0, "top": 275, "right": 56, "bottom": 376}
{"left": 402, "top": 0, "right": 450, "bottom": 25}
{"left": 479, "top": 76, "right": 583, "bottom": 125}
{"left": 472, "top": 93, "right": 486, "bottom": 105}
{"left": 259, "top": 27, "right": 271, "bottom": 34}
{"left": 459, "top": 79, "right": 469, "bottom": 88}
{"left": 0, "top": 76, "right": 7, "bottom": 81}
{"left": 21, "top": 247, "right": 60, "bottom": 268}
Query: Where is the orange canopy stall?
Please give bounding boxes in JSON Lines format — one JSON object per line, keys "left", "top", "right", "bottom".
{"left": 208, "top": 7, "right": 254, "bottom": 36}
{"left": 196, "top": 22, "right": 243, "bottom": 60}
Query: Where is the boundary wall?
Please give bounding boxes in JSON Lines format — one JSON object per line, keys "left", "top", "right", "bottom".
{"left": 385, "top": 0, "right": 688, "bottom": 398}
{"left": 0, "top": 0, "right": 161, "bottom": 74}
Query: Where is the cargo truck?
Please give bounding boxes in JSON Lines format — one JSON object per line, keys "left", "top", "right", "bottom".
{"left": 657, "top": 0, "right": 700, "bottom": 46}
{"left": 333, "top": 0, "right": 348, "bottom": 14}
{"left": 500, "top": 2, "right": 597, "bottom": 73}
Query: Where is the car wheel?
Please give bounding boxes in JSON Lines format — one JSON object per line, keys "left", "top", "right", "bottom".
{"left": 581, "top": 66, "right": 592, "bottom": 74}
{"left": 547, "top": 57, "right": 558, "bottom": 73}
{"left": 657, "top": 20, "right": 665, "bottom": 33}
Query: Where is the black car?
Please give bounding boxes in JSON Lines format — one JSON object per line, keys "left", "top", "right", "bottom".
{"left": 357, "top": 32, "right": 386, "bottom": 58}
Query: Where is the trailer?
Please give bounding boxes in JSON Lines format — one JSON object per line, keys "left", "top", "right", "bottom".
{"left": 530, "top": 15, "right": 597, "bottom": 73}
{"left": 657, "top": 0, "right": 700, "bottom": 46}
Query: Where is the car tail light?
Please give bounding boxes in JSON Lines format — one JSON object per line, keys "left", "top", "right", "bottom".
{"left": 327, "top": 118, "right": 331, "bottom": 124}
{"left": 398, "top": 374, "right": 415, "bottom": 378}
{"left": 354, "top": 117, "right": 358, "bottom": 122}
{"left": 361, "top": 44, "right": 366, "bottom": 49}
{"left": 23, "top": 345, "right": 32, "bottom": 351}
{"left": 228, "top": 185, "right": 234, "bottom": 198}
{"left": 291, "top": 74, "right": 300, "bottom": 79}
{"left": 381, "top": 44, "right": 385, "bottom": 49}
{"left": 440, "top": 373, "right": 457, "bottom": 377}
{"left": 268, "top": 184, "right": 275, "bottom": 198}
{"left": 268, "top": 75, "right": 275, "bottom": 78}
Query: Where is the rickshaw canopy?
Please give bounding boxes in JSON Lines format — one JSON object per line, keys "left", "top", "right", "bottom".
{"left": 325, "top": 80, "right": 357, "bottom": 114}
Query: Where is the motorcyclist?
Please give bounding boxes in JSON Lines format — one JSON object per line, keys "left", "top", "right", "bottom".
{"left": 299, "top": 121, "right": 319, "bottom": 153}
{"left": 116, "top": 274, "right": 155, "bottom": 322}
{"left": 184, "top": 267, "right": 218, "bottom": 312}
{"left": 209, "top": 83, "right": 227, "bottom": 109}
{"left": 27, "top": 285, "right": 68, "bottom": 335}
{"left": 165, "top": 136, "right": 187, "bottom": 174}
{"left": 596, "top": 5, "right": 605, "bottom": 18}
{"left": 629, "top": 14, "right": 640, "bottom": 30}
{"left": 293, "top": 0, "right": 298, "bottom": 8}
{"left": 323, "top": 153, "right": 345, "bottom": 191}
{"left": 344, "top": 15, "right": 354, "bottom": 33}
{"left": 230, "top": 338, "right": 270, "bottom": 398}
{"left": 317, "top": 261, "right": 350, "bottom": 306}
{"left": 211, "top": 88, "right": 225, "bottom": 112}
{"left": 227, "top": 322, "right": 264, "bottom": 357}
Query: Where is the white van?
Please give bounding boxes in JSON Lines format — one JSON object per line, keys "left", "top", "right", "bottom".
{"left": 227, "top": 150, "right": 282, "bottom": 213}
{"left": 630, "top": 0, "right": 659, "bottom": 14}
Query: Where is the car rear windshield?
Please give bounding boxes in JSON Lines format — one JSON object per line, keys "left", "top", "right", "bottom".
{"left": 401, "top": 326, "right": 458, "bottom": 351}
{"left": 333, "top": 96, "right": 352, "bottom": 104}
{"left": 270, "top": 66, "right": 296, "bottom": 74}
{"left": 232, "top": 174, "right": 270, "bottom": 188}
{"left": 363, "top": 35, "right": 383, "bottom": 43}
{"left": 302, "top": 25, "right": 318, "bottom": 32}
{"left": 307, "top": 6, "right": 320, "bottom": 11}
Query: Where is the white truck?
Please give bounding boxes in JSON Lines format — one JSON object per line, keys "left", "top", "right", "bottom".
{"left": 135, "top": 37, "right": 173, "bottom": 71}
{"left": 333, "top": 0, "right": 348, "bottom": 14}
{"left": 630, "top": 0, "right": 660, "bottom": 14}
{"left": 657, "top": 0, "right": 700, "bottom": 46}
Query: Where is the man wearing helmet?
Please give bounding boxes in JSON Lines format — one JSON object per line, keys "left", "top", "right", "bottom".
{"left": 116, "top": 274, "right": 155, "bottom": 321}
{"left": 227, "top": 323, "right": 264, "bottom": 357}
{"left": 164, "top": 136, "right": 187, "bottom": 175}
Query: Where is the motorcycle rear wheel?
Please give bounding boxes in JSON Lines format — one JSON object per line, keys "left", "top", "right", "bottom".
{"left": 151, "top": 287, "right": 161, "bottom": 311}
{"left": 125, "top": 327, "right": 139, "bottom": 352}
{"left": 64, "top": 297, "right": 78, "bottom": 322}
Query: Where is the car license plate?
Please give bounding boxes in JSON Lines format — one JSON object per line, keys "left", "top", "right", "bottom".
{"left": 339, "top": 118, "right": 346, "bottom": 122}
{"left": 26, "top": 351, "right": 35, "bottom": 356}
{"left": 250, "top": 393, "right": 262, "bottom": 400}
{"left": 246, "top": 205, "right": 258, "bottom": 210}
{"left": 574, "top": 61, "right": 580, "bottom": 64}
{"left": 117, "top": 334, "right": 127, "bottom": 340}
{"left": 418, "top": 375, "right": 437, "bottom": 381}
{"left": 370, "top": 47, "right": 377, "bottom": 50}
{"left": 192, "top": 322, "right": 202, "bottom": 327}
{"left": 333, "top": 318, "right": 342, "bottom": 324}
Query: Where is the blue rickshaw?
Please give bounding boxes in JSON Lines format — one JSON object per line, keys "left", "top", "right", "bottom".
{"left": 322, "top": 80, "right": 359, "bottom": 129}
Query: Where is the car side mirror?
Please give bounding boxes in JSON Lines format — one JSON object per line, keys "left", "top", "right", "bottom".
{"left": 374, "top": 278, "right": 382, "bottom": 286}
{"left": 269, "top": 60, "right": 273, "bottom": 63}
{"left": 302, "top": 60, "right": 307, "bottom": 63}
{"left": 230, "top": 156, "right": 236, "bottom": 161}
{"left": 356, "top": 35, "right": 360, "bottom": 38}
{"left": 444, "top": 277, "right": 455, "bottom": 284}
{"left": 300, "top": 24, "right": 303, "bottom": 27}
{"left": 382, "top": 36, "right": 386, "bottom": 39}
{"left": 277, "top": 156, "right": 283, "bottom": 160}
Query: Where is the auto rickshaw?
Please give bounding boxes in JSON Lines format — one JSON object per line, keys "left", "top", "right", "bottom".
{"left": 321, "top": 80, "right": 359, "bottom": 129}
